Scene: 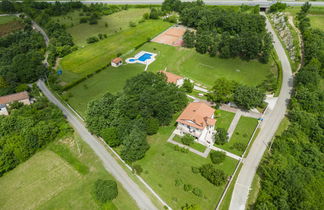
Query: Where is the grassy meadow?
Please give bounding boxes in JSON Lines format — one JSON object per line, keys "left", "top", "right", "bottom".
{"left": 59, "top": 20, "right": 172, "bottom": 85}
{"left": 65, "top": 42, "right": 276, "bottom": 116}
{"left": 0, "top": 15, "right": 18, "bottom": 24}
{"left": 0, "top": 134, "right": 138, "bottom": 210}
{"left": 135, "top": 115, "right": 238, "bottom": 210}
{"left": 52, "top": 8, "right": 150, "bottom": 45}
{"left": 286, "top": 6, "right": 324, "bottom": 30}
{"left": 216, "top": 116, "right": 259, "bottom": 156}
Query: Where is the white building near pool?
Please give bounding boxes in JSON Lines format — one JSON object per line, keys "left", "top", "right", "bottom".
{"left": 176, "top": 102, "right": 216, "bottom": 145}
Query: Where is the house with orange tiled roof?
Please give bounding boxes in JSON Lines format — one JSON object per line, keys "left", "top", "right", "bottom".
{"left": 176, "top": 102, "right": 216, "bottom": 144}
{"left": 0, "top": 91, "right": 31, "bottom": 116}
{"left": 160, "top": 70, "right": 184, "bottom": 87}
{"left": 111, "top": 57, "right": 123, "bottom": 67}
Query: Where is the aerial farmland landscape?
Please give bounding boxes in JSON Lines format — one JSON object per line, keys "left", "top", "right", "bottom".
{"left": 0, "top": 0, "right": 323, "bottom": 210}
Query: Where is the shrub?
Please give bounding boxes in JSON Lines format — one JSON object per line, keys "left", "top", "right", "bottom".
{"left": 93, "top": 179, "right": 118, "bottom": 203}
{"left": 181, "top": 134, "right": 195, "bottom": 145}
{"left": 191, "top": 166, "right": 200, "bottom": 174}
{"left": 182, "top": 79, "right": 194, "bottom": 93}
{"left": 143, "top": 12, "right": 150, "bottom": 19}
{"left": 175, "top": 178, "right": 183, "bottom": 187}
{"left": 86, "top": 36, "right": 99, "bottom": 44}
{"left": 184, "top": 184, "right": 192, "bottom": 192}
{"left": 146, "top": 118, "right": 159, "bottom": 135}
{"left": 80, "top": 17, "right": 88, "bottom": 23}
{"left": 199, "top": 164, "right": 227, "bottom": 186}
{"left": 132, "top": 164, "right": 143, "bottom": 175}
{"left": 231, "top": 142, "right": 246, "bottom": 152}
{"left": 192, "top": 187, "right": 203, "bottom": 197}
{"left": 210, "top": 151, "right": 226, "bottom": 164}
{"left": 101, "top": 127, "right": 121, "bottom": 147}
{"left": 129, "top": 21, "right": 136, "bottom": 27}
{"left": 214, "top": 128, "right": 229, "bottom": 145}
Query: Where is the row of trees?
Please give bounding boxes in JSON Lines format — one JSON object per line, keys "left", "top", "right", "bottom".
{"left": 207, "top": 78, "right": 265, "bottom": 110}
{"left": 0, "top": 22, "right": 47, "bottom": 96}
{"left": 253, "top": 3, "right": 324, "bottom": 209}
{"left": 163, "top": 0, "right": 273, "bottom": 63}
{"left": 0, "top": 98, "right": 72, "bottom": 176}
{"left": 86, "top": 72, "right": 188, "bottom": 162}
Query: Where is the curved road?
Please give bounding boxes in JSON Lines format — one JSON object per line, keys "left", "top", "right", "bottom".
{"left": 229, "top": 13, "right": 293, "bottom": 210}
{"left": 37, "top": 80, "right": 157, "bottom": 210}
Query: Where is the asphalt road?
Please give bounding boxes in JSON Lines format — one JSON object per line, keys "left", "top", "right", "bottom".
{"left": 36, "top": 1, "right": 324, "bottom": 7}
{"left": 37, "top": 80, "right": 158, "bottom": 210}
{"left": 229, "top": 12, "right": 293, "bottom": 210}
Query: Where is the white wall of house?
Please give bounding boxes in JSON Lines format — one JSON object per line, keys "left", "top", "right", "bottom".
{"left": 111, "top": 61, "right": 122, "bottom": 67}
{"left": 177, "top": 122, "right": 202, "bottom": 138}
{"left": 19, "top": 99, "right": 31, "bottom": 105}
{"left": 176, "top": 78, "right": 184, "bottom": 87}
{"left": 0, "top": 106, "right": 9, "bottom": 116}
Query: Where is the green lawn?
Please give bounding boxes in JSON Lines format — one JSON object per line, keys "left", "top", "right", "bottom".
{"left": 0, "top": 134, "right": 138, "bottom": 210}
{"left": 65, "top": 63, "right": 145, "bottom": 116}
{"left": 65, "top": 41, "right": 275, "bottom": 117}
{"left": 136, "top": 116, "right": 238, "bottom": 210}
{"left": 309, "top": 15, "right": 324, "bottom": 30}
{"left": 52, "top": 8, "right": 150, "bottom": 46}
{"left": 0, "top": 15, "right": 17, "bottom": 24}
{"left": 173, "top": 135, "right": 207, "bottom": 153}
{"left": 216, "top": 116, "right": 259, "bottom": 156}
{"left": 215, "top": 110, "right": 236, "bottom": 131}
{"left": 133, "top": 42, "right": 276, "bottom": 88}
{"left": 286, "top": 6, "right": 324, "bottom": 30}
{"left": 59, "top": 20, "right": 172, "bottom": 85}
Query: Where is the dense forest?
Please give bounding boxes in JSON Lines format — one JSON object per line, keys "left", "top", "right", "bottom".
{"left": 253, "top": 3, "right": 324, "bottom": 209}
{"left": 0, "top": 96, "right": 72, "bottom": 176}
{"left": 86, "top": 72, "right": 188, "bottom": 162}
{"left": 0, "top": 19, "right": 46, "bottom": 96}
{"left": 163, "top": 0, "right": 272, "bottom": 63}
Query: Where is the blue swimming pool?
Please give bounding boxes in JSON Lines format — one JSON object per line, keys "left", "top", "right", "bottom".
{"left": 138, "top": 53, "right": 153, "bottom": 62}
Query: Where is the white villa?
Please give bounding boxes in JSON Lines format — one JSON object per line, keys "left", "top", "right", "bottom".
{"left": 160, "top": 71, "right": 184, "bottom": 87}
{"left": 0, "top": 91, "right": 31, "bottom": 116}
{"left": 176, "top": 102, "right": 216, "bottom": 145}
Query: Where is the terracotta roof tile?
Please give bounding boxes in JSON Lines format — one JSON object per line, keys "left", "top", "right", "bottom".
{"left": 112, "top": 57, "right": 122, "bottom": 64}
{"left": 159, "top": 71, "right": 183, "bottom": 84}
{"left": 0, "top": 91, "right": 29, "bottom": 104}
{"left": 176, "top": 102, "right": 216, "bottom": 130}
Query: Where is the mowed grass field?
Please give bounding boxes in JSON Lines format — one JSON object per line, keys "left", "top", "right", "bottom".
{"left": 216, "top": 116, "right": 259, "bottom": 156}
{"left": 59, "top": 20, "right": 172, "bottom": 85}
{"left": 286, "top": 6, "right": 324, "bottom": 30}
{"left": 135, "top": 42, "right": 276, "bottom": 88}
{"left": 0, "top": 134, "right": 138, "bottom": 210}
{"left": 0, "top": 15, "right": 18, "bottom": 24}
{"left": 215, "top": 110, "right": 236, "bottom": 131}
{"left": 136, "top": 115, "right": 238, "bottom": 210}
{"left": 52, "top": 8, "right": 150, "bottom": 45}
{"left": 66, "top": 63, "right": 145, "bottom": 116}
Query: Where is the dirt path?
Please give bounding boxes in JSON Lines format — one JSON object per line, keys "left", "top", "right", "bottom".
{"left": 288, "top": 15, "right": 303, "bottom": 72}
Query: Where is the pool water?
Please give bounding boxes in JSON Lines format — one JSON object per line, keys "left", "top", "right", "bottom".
{"left": 138, "top": 53, "right": 153, "bottom": 62}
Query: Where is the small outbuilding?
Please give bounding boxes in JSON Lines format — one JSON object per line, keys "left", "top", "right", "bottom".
{"left": 160, "top": 70, "right": 184, "bottom": 87}
{"left": 111, "top": 57, "right": 123, "bottom": 67}
{"left": 0, "top": 104, "right": 8, "bottom": 116}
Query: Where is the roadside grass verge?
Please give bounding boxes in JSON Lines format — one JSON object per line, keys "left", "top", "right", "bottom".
{"left": 136, "top": 115, "right": 238, "bottom": 210}
{"left": 173, "top": 135, "right": 206, "bottom": 153}
{"left": 59, "top": 20, "right": 172, "bottom": 85}
{"left": 215, "top": 110, "right": 236, "bottom": 132}
{"left": 215, "top": 116, "right": 259, "bottom": 156}
{"left": 0, "top": 134, "right": 138, "bottom": 210}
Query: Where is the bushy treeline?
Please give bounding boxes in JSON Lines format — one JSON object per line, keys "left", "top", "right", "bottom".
{"left": 162, "top": 0, "right": 272, "bottom": 63}
{"left": 86, "top": 72, "right": 188, "bottom": 162}
{"left": 0, "top": 98, "right": 72, "bottom": 176}
{"left": 0, "top": 25, "right": 47, "bottom": 96}
{"left": 253, "top": 3, "right": 324, "bottom": 209}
